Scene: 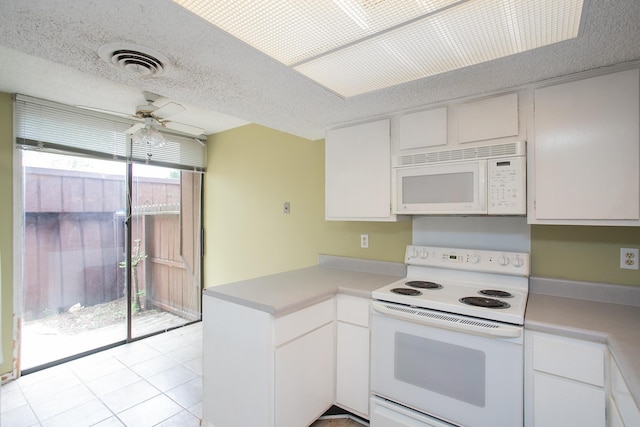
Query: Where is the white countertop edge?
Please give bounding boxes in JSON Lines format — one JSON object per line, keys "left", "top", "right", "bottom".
{"left": 202, "top": 291, "right": 279, "bottom": 315}
{"left": 530, "top": 276, "right": 640, "bottom": 306}
{"left": 318, "top": 254, "right": 407, "bottom": 277}
{"left": 524, "top": 319, "right": 609, "bottom": 343}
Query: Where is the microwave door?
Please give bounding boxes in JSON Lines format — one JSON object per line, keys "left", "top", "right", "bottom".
{"left": 395, "top": 161, "right": 487, "bottom": 214}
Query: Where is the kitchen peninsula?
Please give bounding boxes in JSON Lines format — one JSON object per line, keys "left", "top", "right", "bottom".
{"left": 202, "top": 257, "right": 640, "bottom": 427}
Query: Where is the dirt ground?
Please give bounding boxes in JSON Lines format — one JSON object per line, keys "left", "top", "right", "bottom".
{"left": 25, "top": 298, "right": 162, "bottom": 334}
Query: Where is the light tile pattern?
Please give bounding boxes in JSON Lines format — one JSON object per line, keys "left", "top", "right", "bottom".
{"left": 1, "top": 323, "right": 202, "bottom": 427}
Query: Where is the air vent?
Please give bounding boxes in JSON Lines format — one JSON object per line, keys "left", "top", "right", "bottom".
{"left": 383, "top": 302, "right": 499, "bottom": 330}
{"left": 98, "top": 43, "right": 172, "bottom": 76}
{"left": 394, "top": 141, "right": 526, "bottom": 167}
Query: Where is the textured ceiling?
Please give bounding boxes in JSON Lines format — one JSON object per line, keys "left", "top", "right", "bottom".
{"left": 0, "top": 0, "right": 639, "bottom": 140}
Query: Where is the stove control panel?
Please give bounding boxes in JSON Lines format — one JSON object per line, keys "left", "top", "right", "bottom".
{"left": 405, "top": 245, "right": 529, "bottom": 276}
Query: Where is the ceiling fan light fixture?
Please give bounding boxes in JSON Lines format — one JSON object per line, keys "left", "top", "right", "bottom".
{"left": 133, "top": 118, "right": 166, "bottom": 149}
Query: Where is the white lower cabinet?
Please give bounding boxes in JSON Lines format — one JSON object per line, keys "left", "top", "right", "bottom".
{"left": 202, "top": 296, "right": 335, "bottom": 427}
{"left": 610, "top": 395, "right": 626, "bottom": 427}
{"left": 276, "top": 322, "right": 335, "bottom": 427}
{"left": 610, "top": 355, "right": 640, "bottom": 427}
{"left": 531, "top": 372, "right": 605, "bottom": 427}
{"left": 335, "top": 294, "right": 371, "bottom": 417}
{"left": 525, "top": 331, "right": 606, "bottom": 427}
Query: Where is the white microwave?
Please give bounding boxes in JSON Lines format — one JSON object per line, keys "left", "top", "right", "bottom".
{"left": 393, "top": 141, "right": 526, "bottom": 215}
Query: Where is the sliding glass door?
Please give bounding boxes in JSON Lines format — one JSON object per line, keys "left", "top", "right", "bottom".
{"left": 129, "top": 164, "right": 202, "bottom": 339}
{"left": 15, "top": 95, "right": 205, "bottom": 373}
{"left": 21, "top": 151, "right": 128, "bottom": 370}
{"left": 20, "top": 153, "right": 203, "bottom": 371}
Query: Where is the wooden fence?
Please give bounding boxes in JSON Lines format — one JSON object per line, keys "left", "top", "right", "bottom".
{"left": 23, "top": 167, "right": 201, "bottom": 321}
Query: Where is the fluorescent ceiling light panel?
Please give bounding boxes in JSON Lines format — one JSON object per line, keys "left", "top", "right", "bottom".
{"left": 173, "top": 0, "right": 585, "bottom": 97}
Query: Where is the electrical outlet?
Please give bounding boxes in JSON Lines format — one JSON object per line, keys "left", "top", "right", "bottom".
{"left": 360, "top": 234, "right": 369, "bottom": 249}
{"left": 620, "top": 248, "right": 639, "bottom": 270}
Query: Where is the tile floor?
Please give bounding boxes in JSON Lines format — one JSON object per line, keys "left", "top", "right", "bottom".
{"left": 1, "top": 322, "right": 203, "bottom": 427}
{"left": 311, "top": 417, "right": 367, "bottom": 426}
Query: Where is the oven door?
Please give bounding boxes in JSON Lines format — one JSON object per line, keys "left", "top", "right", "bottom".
{"left": 370, "top": 303, "right": 523, "bottom": 427}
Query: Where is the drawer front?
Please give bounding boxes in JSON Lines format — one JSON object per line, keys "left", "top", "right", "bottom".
{"left": 611, "top": 356, "right": 640, "bottom": 427}
{"left": 532, "top": 333, "right": 604, "bottom": 386}
{"left": 274, "top": 298, "right": 334, "bottom": 346}
{"left": 336, "top": 294, "right": 370, "bottom": 327}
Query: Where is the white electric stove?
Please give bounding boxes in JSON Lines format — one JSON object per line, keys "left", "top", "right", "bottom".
{"left": 372, "top": 245, "right": 530, "bottom": 325}
{"left": 370, "top": 245, "right": 531, "bottom": 427}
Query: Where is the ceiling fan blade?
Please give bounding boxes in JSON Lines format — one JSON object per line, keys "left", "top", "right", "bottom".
{"left": 125, "top": 123, "right": 144, "bottom": 134}
{"left": 76, "top": 105, "right": 137, "bottom": 119}
{"left": 162, "top": 121, "right": 205, "bottom": 136}
{"left": 153, "top": 102, "right": 185, "bottom": 119}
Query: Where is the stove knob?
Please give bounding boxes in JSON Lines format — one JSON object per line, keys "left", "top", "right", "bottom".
{"left": 512, "top": 256, "right": 524, "bottom": 268}
{"left": 408, "top": 248, "right": 419, "bottom": 259}
{"left": 498, "top": 255, "right": 510, "bottom": 266}
{"left": 420, "top": 249, "right": 429, "bottom": 259}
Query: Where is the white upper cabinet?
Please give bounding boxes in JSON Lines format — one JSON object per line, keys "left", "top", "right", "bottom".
{"left": 458, "top": 92, "right": 519, "bottom": 144}
{"left": 397, "top": 107, "right": 447, "bottom": 151}
{"left": 326, "top": 118, "right": 401, "bottom": 221}
{"left": 530, "top": 68, "right": 640, "bottom": 225}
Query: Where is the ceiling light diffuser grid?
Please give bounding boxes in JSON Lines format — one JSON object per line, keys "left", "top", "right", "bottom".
{"left": 172, "top": 0, "right": 459, "bottom": 65}
{"left": 294, "top": 0, "right": 584, "bottom": 97}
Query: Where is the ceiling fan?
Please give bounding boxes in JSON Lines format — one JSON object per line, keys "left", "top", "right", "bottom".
{"left": 77, "top": 91, "right": 205, "bottom": 138}
{"left": 125, "top": 91, "right": 205, "bottom": 137}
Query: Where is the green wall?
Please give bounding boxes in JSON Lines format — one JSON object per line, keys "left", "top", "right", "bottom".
{"left": 0, "top": 92, "right": 13, "bottom": 376}
{"left": 203, "top": 124, "right": 412, "bottom": 286}
{"left": 531, "top": 225, "right": 640, "bottom": 286}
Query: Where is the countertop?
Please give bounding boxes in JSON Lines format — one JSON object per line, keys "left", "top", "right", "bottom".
{"left": 526, "top": 278, "right": 640, "bottom": 407}
{"left": 203, "top": 255, "right": 405, "bottom": 316}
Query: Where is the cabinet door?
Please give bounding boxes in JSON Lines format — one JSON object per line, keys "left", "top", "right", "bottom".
{"left": 398, "top": 107, "right": 447, "bottom": 151}
{"left": 275, "top": 322, "right": 335, "bottom": 427}
{"left": 336, "top": 322, "right": 369, "bottom": 416}
{"left": 325, "top": 119, "right": 396, "bottom": 221}
{"left": 611, "top": 356, "right": 640, "bottom": 426}
{"left": 532, "top": 68, "right": 640, "bottom": 222}
{"left": 458, "top": 92, "right": 519, "bottom": 143}
{"left": 609, "top": 397, "right": 625, "bottom": 427}
{"left": 532, "top": 373, "right": 605, "bottom": 427}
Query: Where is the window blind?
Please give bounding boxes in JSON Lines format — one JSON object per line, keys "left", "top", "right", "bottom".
{"left": 14, "top": 94, "right": 207, "bottom": 171}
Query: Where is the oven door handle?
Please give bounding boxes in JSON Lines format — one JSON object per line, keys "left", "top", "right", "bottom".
{"left": 371, "top": 301, "right": 522, "bottom": 339}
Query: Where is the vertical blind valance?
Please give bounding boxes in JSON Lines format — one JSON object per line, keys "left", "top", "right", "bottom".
{"left": 14, "top": 94, "right": 207, "bottom": 171}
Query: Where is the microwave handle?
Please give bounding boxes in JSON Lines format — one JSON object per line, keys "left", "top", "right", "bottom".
{"left": 478, "top": 160, "right": 487, "bottom": 213}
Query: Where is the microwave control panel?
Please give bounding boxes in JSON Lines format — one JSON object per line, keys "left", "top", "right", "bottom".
{"left": 487, "top": 156, "right": 526, "bottom": 215}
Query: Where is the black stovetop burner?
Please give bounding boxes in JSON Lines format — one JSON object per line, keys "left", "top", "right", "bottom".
{"left": 478, "top": 289, "right": 513, "bottom": 298}
{"left": 405, "top": 280, "right": 442, "bottom": 289}
{"left": 390, "top": 288, "right": 422, "bottom": 296}
{"left": 459, "top": 296, "right": 511, "bottom": 309}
